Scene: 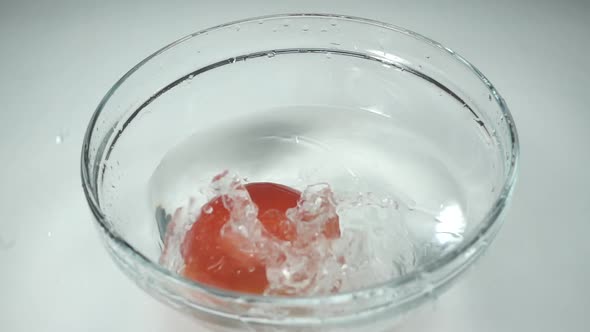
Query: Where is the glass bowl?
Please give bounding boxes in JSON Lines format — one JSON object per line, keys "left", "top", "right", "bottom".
{"left": 81, "top": 14, "right": 519, "bottom": 332}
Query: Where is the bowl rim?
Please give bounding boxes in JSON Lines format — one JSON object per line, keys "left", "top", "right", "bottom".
{"left": 81, "top": 13, "right": 519, "bottom": 307}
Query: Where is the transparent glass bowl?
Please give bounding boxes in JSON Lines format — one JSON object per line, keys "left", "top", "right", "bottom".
{"left": 81, "top": 14, "right": 519, "bottom": 331}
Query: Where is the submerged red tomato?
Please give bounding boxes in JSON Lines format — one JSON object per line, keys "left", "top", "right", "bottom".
{"left": 181, "top": 182, "right": 340, "bottom": 294}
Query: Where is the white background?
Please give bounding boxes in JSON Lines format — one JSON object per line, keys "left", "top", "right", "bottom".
{"left": 1, "top": 0, "right": 588, "bottom": 331}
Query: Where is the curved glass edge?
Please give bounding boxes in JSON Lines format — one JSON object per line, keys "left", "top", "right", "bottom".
{"left": 80, "top": 12, "right": 520, "bottom": 318}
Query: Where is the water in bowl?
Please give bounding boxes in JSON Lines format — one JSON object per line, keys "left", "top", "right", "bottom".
{"left": 149, "top": 104, "right": 466, "bottom": 295}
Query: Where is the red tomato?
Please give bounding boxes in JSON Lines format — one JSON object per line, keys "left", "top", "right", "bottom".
{"left": 181, "top": 182, "right": 340, "bottom": 294}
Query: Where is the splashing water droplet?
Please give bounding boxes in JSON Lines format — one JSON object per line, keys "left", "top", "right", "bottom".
{"left": 55, "top": 135, "right": 62, "bottom": 144}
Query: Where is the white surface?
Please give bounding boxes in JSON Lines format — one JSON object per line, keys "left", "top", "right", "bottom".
{"left": 1, "top": 0, "right": 589, "bottom": 331}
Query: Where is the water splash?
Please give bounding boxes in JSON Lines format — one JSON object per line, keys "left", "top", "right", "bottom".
{"left": 160, "top": 171, "right": 416, "bottom": 296}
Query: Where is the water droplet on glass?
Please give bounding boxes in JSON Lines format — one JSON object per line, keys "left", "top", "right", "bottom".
{"left": 380, "top": 197, "right": 393, "bottom": 207}
{"left": 464, "top": 247, "right": 477, "bottom": 258}
{"left": 302, "top": 25, "right": 309, "bottom": 32}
